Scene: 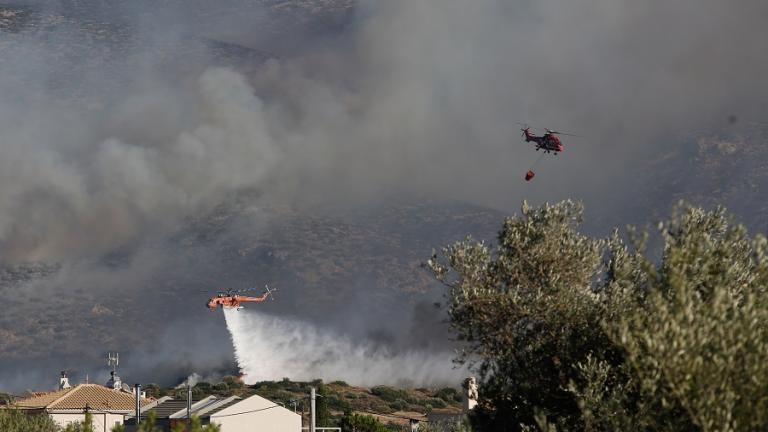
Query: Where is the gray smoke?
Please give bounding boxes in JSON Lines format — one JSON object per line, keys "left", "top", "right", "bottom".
{"left": 0, "top": 65, "right": 279, "bottom": 262}
{"left": 2, "top": 0, "right": 767, "bottom": 261}
{"left": 1, "top": 0, "right": 767, "bottom": 391}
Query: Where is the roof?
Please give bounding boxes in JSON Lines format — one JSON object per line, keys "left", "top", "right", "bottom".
{"left": 212, "top": 394, "right": 301, "bottom": 423}
{"left": 136, "top": 396, "right": 242, "bottom": 420}
{"left": 141, "top": 398, "right": 189, "bottom": 418}
{"left": 170, "top": 396, "right": 241, "bottom": 419}
{"left": 15, "top": 384, "right": 150, "bottom": 411}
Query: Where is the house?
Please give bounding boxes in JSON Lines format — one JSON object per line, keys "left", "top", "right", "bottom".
{"left": 14, "top": 383, "right": 151, "bottom": 431}
{"left": 209, "top": 394, "right": 301, "bottom": 431}
{"left": 126, "top": 394, "right": 301, "bottom": 432}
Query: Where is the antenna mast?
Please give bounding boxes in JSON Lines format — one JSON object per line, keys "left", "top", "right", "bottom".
{"left": 108, "top": 352, "right": 119, "bottom": 375}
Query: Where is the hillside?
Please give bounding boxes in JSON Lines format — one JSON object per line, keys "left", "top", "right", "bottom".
{"left": 0, "top": 198, "right": 503, "bottom": 389}
{"left": 635, "top": 122, "right": 768, "bottom": 229}
{"left": 149, "top": 377, "right": 463, "bottom": 427}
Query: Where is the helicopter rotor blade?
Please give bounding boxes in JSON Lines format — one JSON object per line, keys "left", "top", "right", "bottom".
{"left": 518, "top": 122, "right": 551, "bottom": 132}
{"left": 264, "top": 284, "right": 278, "bottom": 300}
{"left": 235, "top": 286, "right": 260, "bottom": 293}
{"left": 548, "top": 130, "right": 580, "bottom": 137}
{"left": 519, "top": 122, "right": 581, "bottom": 136}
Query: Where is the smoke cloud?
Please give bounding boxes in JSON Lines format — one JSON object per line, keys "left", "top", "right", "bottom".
{"left": 0, "top": 65, "right": 279, "bottom": 262}
{"left": 2, "top": 0, "right": 767, "bottom": 262}
{"left": 1, "top": 0, "right": 767, "bottom": 392}
{"left": 224, "top": 308, "right": 464, "bottom": 387}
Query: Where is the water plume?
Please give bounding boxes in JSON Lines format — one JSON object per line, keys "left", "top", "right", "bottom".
{"left": 223, "top": 308, "right": 465, "bottom": 387}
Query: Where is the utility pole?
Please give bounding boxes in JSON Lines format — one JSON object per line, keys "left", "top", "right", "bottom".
{"left": 134, "top": 383, "right": 142, "bottom": 426}
{"left": 310, "top": 387, "right": 316, "bottom": 432}
{"left": 187, "top": 385, "right": 193, "bottom": 426}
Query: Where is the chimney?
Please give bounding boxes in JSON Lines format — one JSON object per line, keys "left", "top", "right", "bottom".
{"left": 462, "top": 377, "right": 478, "bottom": 412}
{"left": 134, "top": 384, "right": 142, "bottom": 425}
{"left": 59, "top": 371, "right": 71, "bottom": 390}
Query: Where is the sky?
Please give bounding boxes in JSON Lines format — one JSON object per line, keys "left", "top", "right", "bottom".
{"left": 0, "top": 0, "right": 767, "bottom": 391}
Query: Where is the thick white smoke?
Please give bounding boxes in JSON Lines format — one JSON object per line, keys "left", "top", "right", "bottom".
{"left": 223, "top": 308, "right": 466, "bottom": 387}
{"left": 0, "top": 65, "right": 279, "bottom": 262}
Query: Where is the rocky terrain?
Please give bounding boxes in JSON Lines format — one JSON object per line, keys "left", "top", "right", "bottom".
{"left": 632, "top": 121, "right": 768, "bottom": 230}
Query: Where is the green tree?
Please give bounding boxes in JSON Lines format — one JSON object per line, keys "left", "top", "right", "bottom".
{"left": 316, "top": 382, "right": 333, "bottom": 427}
{"left": 435, "top": 387, "right": 461, "bottom": 404}
{"left": 63, "top": 411, "right": 94, "bottom": 432}
{"left": 418, "top": 418, "right": 473, "bottom": 432}
{"left": 0, "top": 408, "right": 59, "bottom": 432}
{"left": 598, "top": 205, "right": 768, "bottom": 432}
{"left": 129, "top": 411, "right": 219, "bottom": 432}
{"left": 169, "top": 415, "right": 221, "bottom": 432}
{"left": 429, "top": 200, "right": 768, "bottom": 431}
{"left": 193, "top": 382, "right": 212, "bottom": 398}
{"left": 211, "top": 382, "right": 229, "bottom": 396}
{"left": 428, "top": 200, "right": 609, "bottom": 431}
{"left": 340, "top": 411, "right": 389, "bottom": 432}
{"left": 143, "top": 384, "right": 161, "bottom": 399}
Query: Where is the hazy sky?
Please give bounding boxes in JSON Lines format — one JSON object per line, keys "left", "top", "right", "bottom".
{"left": 1, "top": 0, "right": 766, "bottom": 391}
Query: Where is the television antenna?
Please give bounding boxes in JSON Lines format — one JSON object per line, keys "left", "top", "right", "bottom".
{"left": 107, "top": 352, "right": 119, "bottom": 374}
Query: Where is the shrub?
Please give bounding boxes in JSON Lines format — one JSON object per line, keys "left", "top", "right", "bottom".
{"left": 370, "top": 386, "right": 409, "bottom": 403}
{"left": 211, "top": 382, "right": 229, "bottom": 395}
{"left": 388, "top": 398, "right": 408, "bottom": 411}
{"left": 340, "top": 411, "right": 389, "bottom": 432}
{"left": 435, "top": 387, "right": 460, "bottom": 403}
{"left": 0, "top": 408, "right": 59, "bottom": 432}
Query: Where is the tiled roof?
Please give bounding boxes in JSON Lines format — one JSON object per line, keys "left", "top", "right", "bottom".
{"left": 15, "top": 388, "right": 73, "bottom": 408}
{"left": 15, "top": 384, "right": 150, "bottom": 411}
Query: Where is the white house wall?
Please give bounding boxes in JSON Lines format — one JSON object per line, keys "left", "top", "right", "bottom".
{"left": 210, "top": 395, "right": 301, "bottom": 432}
{"left": 50, "top": 412, "right": 126, "bottom": 432}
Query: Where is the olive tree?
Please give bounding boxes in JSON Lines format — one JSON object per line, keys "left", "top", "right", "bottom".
{"left": 0, "top": 408, "right": 59, "bottom": 432}
{"left": 429, "top": 200, "right": 768, "bottom": 431}
{"left": 601, "top": 206, "right": 768, "bottom": 432}
{"left": 427, "top": 200, "right": 608, "bottom": 430}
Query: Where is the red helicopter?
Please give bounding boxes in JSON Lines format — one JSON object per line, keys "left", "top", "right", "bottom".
{"left": 518, "top": 124, "right": 578, "bottom": 181}
{"left": 206, "top": 285, "right": 277, "bottom": 310}
{"left": 520, "top": 126, "right": 577, "bottom": 154}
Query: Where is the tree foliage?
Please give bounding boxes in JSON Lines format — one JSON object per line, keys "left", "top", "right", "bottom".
{"left": 429, "top": 200, "right": 608, "bottom": 430}
{"left": 0, "top": 407, "right": 59, "bottom": 432}
{"left": 428, "top": 200, "right": 768, "bottom": 431}
{"left": 315, "top": 382, "right": 333, "bottom": 427}
{"left": 603, "top": 206, "right": 768, "bottom": 432}
{"left": 62, "top": 411, "right": 94, "bottom": 432}
{"left": 339, "top": 411, "right": 389, "bottom": 432}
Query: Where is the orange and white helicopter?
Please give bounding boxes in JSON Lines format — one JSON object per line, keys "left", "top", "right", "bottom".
{"left": 206, "top": 285, "right": 277, "bottom": 311}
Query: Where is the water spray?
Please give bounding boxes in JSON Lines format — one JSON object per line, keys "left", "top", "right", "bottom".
{"left": 222, "top": 308, "right": 465, "bottom": 387}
